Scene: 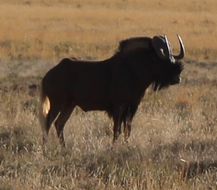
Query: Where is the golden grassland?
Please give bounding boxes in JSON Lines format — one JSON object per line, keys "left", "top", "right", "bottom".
{"left": 1, "top": 0, "right": 217, "bottom": 61}
{"left": 0, "top": 62, "right": 217, "bottom": 189}
{"left": 0, "top": 0, "right": 217, "bottom": 189}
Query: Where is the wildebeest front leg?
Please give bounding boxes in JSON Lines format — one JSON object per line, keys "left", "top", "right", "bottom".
{"left": 124, "top": 118, "right": 132, "bottom": 143}
{"left": 112, "top": 107, "right": 124, "bottom": 143}
{"left": 113, "top": 118, "right": 122, "bottom": 143}
{"left": 54, "top": 105, "right": 74, "bottom": 147}
{"left": 123, "top": 105, "right": 136, "bottom": 143}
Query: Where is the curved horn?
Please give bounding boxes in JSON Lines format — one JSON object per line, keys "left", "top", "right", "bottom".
{"left": 173, "top": 35, "right": 185, "bottom": 60}
{"left": 164, "top": 35, "right": 172, "bottom": 56}
{"left": 152, "top": 35, "right": 170, "bottom": 59}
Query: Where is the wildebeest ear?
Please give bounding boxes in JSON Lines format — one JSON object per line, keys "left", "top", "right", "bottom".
{"left": 152, "top": 36, "right": 170, "bottom": 59}
{"left": 118, "top": 37, "right": 152, "bottom": 53}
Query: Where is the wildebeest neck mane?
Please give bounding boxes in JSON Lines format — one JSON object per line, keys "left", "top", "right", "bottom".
{"left": 117, "top": 37, "right": 152, "bottom": 54}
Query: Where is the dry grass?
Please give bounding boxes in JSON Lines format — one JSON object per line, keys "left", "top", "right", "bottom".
{"left": 0, "top": 0, "right": 217, "bottom": 189}
{"left": 1, "top": 0, "right": 217, "bottom": 61}
{"left": 0, "top": 61, "right": 217, "bottom": 190}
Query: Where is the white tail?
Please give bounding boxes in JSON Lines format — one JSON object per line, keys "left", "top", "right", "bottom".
{"left": 39, "top": 86, "right": 50, "bottom": 145}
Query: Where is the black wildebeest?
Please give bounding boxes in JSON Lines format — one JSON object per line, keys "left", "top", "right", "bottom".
{"left": 40, "top": 35, "right": 185, "bottom": 147}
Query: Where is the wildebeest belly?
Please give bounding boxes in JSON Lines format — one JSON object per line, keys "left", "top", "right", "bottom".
{"left": 72, "top": 84, "right": 110, "bottom": 111}
{"left": 71, "top": 73, "right": 111, "bottom": 112}
{"left": 77, "top": 101, "right": 110, "bottom": 112}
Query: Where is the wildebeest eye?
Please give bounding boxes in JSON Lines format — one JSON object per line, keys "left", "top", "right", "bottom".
{"left": 152, "top": 35, "right": 185, "bottom": 62}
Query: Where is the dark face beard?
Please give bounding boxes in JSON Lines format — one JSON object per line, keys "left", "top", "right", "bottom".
{"left": 152, "top": 62, "right": 183, "bottom": 91}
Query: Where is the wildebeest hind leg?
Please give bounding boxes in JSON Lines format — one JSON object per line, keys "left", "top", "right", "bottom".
{"left": 54, "top": 105, "right": 74, "bottom": 147}
{"left": 43, "top": 104, "right": 59, "bottom": 146}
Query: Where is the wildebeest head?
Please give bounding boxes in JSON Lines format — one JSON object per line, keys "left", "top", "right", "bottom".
{"left": 117, "top": 35, "right": 185, "bottom": 91}
{"left": 151, "top": 35, "right": 185, "bottom": 90}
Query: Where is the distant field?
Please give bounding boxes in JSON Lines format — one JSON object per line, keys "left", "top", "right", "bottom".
{"left": 0, "top": 1, "right": 217, "bottom": 190}
{"left": 0, "top": 0, "right": 217, "bottom": 61}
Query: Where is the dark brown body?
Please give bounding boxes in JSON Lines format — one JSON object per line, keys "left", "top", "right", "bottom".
{"left": 40, "top": 35, "right": 185, "bottom": 147}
